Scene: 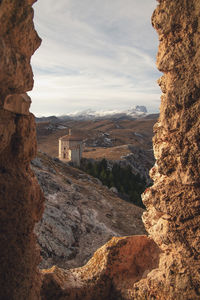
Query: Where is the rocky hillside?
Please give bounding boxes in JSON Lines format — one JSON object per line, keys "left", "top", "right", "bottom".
{"left": 83, "top": 144, "right": 154, "bottom": 184}
{"left": 36, "top": 116, "right": 156, "bottom": 184}
{"left": 32, "top": 152, "right": 145, "bottom": 270}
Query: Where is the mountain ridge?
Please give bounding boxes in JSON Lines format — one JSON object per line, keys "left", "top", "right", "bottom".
{"left": 35, "top": 105, "right": 153, "bottom": 122}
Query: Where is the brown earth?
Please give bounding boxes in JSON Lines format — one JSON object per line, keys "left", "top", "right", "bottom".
{"left": 83, "top": 144, "right": 132, "bottom": 160}
{"left": 36, "top": 117, "right": 157, "bottom": 159}
{"left": 36, "top": 117, "right": 156, "bottom": 183}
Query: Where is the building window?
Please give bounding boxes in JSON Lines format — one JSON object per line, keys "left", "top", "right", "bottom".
{"left": 63, "top": 153, "right": 66, "bottom": 158}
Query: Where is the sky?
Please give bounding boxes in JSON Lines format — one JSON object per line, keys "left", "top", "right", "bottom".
{"left": 29, "top": 0, "right": 161, "bottom": 116}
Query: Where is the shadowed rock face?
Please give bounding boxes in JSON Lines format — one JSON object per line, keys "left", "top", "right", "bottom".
{"left": 0, "top": 0, "right": 44, "bottom": 299}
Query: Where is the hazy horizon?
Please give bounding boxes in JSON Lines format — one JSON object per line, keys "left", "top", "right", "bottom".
{"left": 29, "top": 0, "right": 161, "bottom": 117}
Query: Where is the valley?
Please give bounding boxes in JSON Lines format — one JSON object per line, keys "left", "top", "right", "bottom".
{"left": 36, "top": 114, "right": 157, "bottom": 167}
{"left": 34, "top": 115, "right": 157, "bottom": 269}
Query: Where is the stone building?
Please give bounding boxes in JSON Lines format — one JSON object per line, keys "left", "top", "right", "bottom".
{"left": 58, "top": 129, "right": 83, "bottom": 166}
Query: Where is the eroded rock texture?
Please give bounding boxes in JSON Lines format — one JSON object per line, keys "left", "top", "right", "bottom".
{"left": 133, "top": 0, "right": 200, "bottom": 299}
{"left": 0, "top": 0, "right": 43, "bottom": 299}
{"left": 41, "top": 236, "right": 160, "bottom": 300}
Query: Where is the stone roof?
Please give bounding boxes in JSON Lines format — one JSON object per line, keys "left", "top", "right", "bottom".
{"left": 59, "top": 134, "right": 83, "bottom": 141}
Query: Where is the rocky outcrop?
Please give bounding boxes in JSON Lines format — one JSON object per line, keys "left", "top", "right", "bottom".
{"left": 32, "top": 152, "right": 145, "bottom": 269}
{"left": 114, "top": 145, "right": 154, "bottom": 184}
{"left": 0, "top": 1, "right": 43, "bottom": 299}
{"left": 41, "top": 236, "right": 160, "bottom": 300}
{"left": 4, "top": 93, "right": 32, "bottom": 115}
{"left": 133, "top": 0, "right": 200, "bottom": 299}
{"left": 0, "top": 0, "right": 41, "bottom": 104}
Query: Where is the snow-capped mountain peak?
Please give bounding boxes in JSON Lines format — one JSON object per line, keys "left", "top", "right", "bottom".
{"left": 59, "top": 106, "right": 148, "bottom": 121}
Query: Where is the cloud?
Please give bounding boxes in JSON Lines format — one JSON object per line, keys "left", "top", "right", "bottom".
{"left": 30, "top": 0, "right": 161, "bottom": 116}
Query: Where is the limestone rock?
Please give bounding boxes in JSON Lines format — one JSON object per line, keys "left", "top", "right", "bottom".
{"left": 0, "top": 0, "right": 43, "bottom": 299}
{"left": 0, "top": 109, "right": 16, "bottom": 154}
{"left": 41, "top": 236, "right": 160, "bottom": 300}
{"left": 4, "top": 93, "right": 32, "bottom": 115}
{"left": 110, "top": 186, "right": 118, "bottom": 193}
{"left": 133, "top": 1, "right": 200, "bottom": 299}
{"left": 0, "top": 0, "right": 41, "bottom": 101}
{"left": 0, "top": 112, "right": 44, "bottom": 300}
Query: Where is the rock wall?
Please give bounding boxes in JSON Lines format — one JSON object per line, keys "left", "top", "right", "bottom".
{"left": 133, "top": 0, "right": 200, "bottom": 298}
{"left": 0, "top": 0, "right": 44, "bottom": 299}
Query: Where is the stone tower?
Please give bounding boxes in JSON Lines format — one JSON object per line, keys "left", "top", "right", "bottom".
{"left": 58, "top": 129, "right": 83, "bottom": 166}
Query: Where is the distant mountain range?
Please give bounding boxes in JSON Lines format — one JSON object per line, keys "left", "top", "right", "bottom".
{"left": 35, "top": 106, "right": 149, "bottom": 122}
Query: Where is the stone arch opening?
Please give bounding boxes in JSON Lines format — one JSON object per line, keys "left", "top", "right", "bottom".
{"left": 0, "top": 0, "right": 199, "bottom": 299}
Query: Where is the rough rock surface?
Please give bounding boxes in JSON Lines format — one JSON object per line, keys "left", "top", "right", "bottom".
{"left": 0, "top": 0, "right": 41, "bottom": 103}
{"left": 32, "top": 152, "right": 146, "bottom": 269}
{"left": 83, "top": 144, "right": 154, "bottom": 184}
{"left": 133, "top": 0, "right": 200, "bottom": 299}
{"left": 4, "top": 93, "right": 32, "bottom": 115}
{"left": 0, "top": 1, "right": 44, "bottom": 299}
{"left": 112, "top": 145, "right": 154, "bottom": 184}
{"left": 41, "top": 236, "right": 160, "bottom": 300}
